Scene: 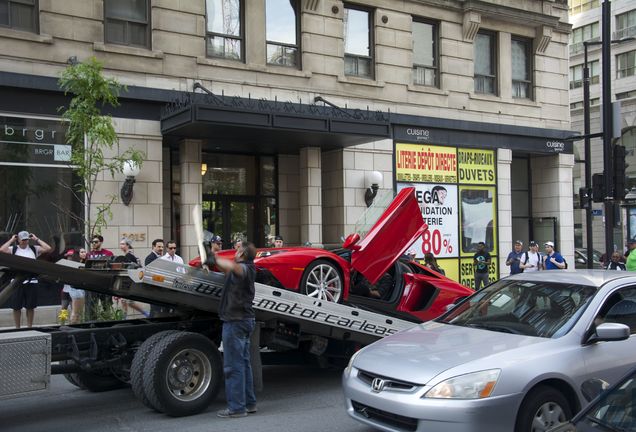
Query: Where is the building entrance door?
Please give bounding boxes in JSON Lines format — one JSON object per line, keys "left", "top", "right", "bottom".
{"left": 202, "top": 196, "right": 256, "bottom": 250}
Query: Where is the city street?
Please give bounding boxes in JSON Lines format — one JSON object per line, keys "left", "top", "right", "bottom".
{"left": 1, "top": 364, "right": 371, "bottom": 432}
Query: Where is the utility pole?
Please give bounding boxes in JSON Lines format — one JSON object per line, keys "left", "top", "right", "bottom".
{"left": 583, "top": 41, "right": 594, "bottom": 268}
{"left": 601, "top": 0, "right": 614, "bottom": 261}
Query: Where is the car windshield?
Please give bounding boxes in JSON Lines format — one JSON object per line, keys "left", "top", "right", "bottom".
{"left": 352, "top": 189, "right": 394, "bottom": 240}
{"left": 580, "top": 371, "right": 636, "bottom": 431}
{"left": 438, "top": 279, "right": 597, "bottom": 338}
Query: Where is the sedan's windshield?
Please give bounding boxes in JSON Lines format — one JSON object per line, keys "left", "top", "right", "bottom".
{"left": 439, "top": 280, "right": 597, "bottom": 338}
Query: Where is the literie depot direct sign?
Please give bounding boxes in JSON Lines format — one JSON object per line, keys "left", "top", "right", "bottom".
{"left": 396, "top": 142, "right": 499, "bottom": 289}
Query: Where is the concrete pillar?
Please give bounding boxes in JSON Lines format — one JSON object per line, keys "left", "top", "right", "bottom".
{"left": 497, "top": 148, "right": 513, "bottom": 277}
{"left": 322, "top": 149, "right": 345, "bottom": 247}
{"left": 299, "top": 147, "right": 322, "bottom": 246}
{"left": 245, "top": 0, "right": 266, "bottom": 65}
{"left": 278, "top": 154, "right": 301, "bottom": 245}
{"left": 178, "top": 139, "right": 203, "bottom": 261}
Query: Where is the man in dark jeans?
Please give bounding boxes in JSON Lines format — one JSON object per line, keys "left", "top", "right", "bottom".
{"left": 473, "top": 241, "right": 491, "bottom": 290}
{"left": 208, "top": 241, "right": 258, "bottom": 418}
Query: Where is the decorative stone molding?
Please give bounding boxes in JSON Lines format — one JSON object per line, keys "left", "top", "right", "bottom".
{"left": 463, "top": 11, "right": 481, "bottom": 42}
{"left": 303, "top": 0, "right": 320, "bottom": 12}
{"left": 534, "top": 25, "right": 553, "bottom": 54}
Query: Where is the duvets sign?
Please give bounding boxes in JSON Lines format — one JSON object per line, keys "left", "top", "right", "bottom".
{"left": 396, "top": 143, "right": 498, "bottom": 286}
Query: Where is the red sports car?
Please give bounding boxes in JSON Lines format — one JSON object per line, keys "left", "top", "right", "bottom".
{"left": 190, "top": 187, "right": 473, "bottom": 322}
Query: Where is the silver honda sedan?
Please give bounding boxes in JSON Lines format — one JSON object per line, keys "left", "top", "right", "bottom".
{"left": 342, "top": 271, "right": 636, "bottom": 432}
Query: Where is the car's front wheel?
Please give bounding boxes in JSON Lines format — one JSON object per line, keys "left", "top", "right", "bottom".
{"left": 516, "top": 385, "right": 572, "bottom": 432}
{"left": 300, "top": 259, "right": 343, "bottom": 303}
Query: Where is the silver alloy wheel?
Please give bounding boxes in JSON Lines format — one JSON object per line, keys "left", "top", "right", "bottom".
{"left": 305, "top": 263, "right": 342, "bottom": 302}
{"left": 531, "top": 401, "right": 566, "bottom": 432}
{"left": 164, "top": 348, "right": 212, "bottom": 402}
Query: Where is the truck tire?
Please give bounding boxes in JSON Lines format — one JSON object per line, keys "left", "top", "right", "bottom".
{"left": 142, "top": 332, "right": 222, "bottom": 417}
{"left": 74, "top": 369, "right": 126, "bottom": 392}
{"left": 130, "top": 330, "right": 180, "bottom": 409}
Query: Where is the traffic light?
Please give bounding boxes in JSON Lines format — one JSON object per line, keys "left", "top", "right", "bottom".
{"left": 614, "top": 145, "right": 627, "bottom": 200}
{"left": 592, "top": 173, "right": 605, "bottom": 202}
{"left": 579, "top": 187, "right": 591, "bottom": 209}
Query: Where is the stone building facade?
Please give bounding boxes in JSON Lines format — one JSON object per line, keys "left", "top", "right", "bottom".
{"left": 569, "top": 0, "right": 636, "bottom": 260}
{"left": 0, "top": 0, "right": 573, "bottom": 293}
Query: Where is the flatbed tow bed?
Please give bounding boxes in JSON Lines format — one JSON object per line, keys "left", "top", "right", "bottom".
{"left": 0, "top": 253, "right": 416, "bottom": 417}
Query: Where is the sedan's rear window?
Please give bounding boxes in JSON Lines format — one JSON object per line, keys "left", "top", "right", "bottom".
{"left": 439, "top": 280, "right": 598, "bottom": 338}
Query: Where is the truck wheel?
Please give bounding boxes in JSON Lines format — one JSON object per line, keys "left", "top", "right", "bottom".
{"left": 300, "top": 260, "right": 343, "bottom": 303}
{"left": 515, "top": 385, "right": 572, "bottom": 432}
{"left": 130, "top": 330, "right": 180, "bottom": 409}
{"left": 74, "top": 369, "right": 126, "bottom": 392}
{"left": 142, "top": 332, "right": 222, "bottom": 417}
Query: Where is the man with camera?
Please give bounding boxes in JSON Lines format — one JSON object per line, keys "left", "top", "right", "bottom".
{"left": 0, "top": 231, "right": 51, "bottom": 328}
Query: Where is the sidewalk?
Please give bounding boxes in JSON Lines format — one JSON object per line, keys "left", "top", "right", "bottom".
{"left": 0, "top": 304, "right": 150, "bottom": 330}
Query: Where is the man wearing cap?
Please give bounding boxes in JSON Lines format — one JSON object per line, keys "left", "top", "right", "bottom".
{"left": 473, "top": 241, "right": 491, "bottom": 290}
{"left": 543, "top": 241, "right": 566, "bottom": 270}
{"left": 626, "top": 239, "right": 636, "bottom": 271}
{"left": 505, "top": 240, "right": 524, "bottom": 275}
{"left": 273, "top": 235, "right": 284, "bottom": 248}
{"left": 520, "top": 241, "right": 543, "bottom": 272}
{"left": 0, "top": 231, "right": 51, "bottom": 328}
{"left": 211, "top": 235, "right": 224, "bottom": 253}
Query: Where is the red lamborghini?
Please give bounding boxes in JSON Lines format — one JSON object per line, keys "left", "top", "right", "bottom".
{"left": 189, "top": 187, "right": 473, "bottom": 322}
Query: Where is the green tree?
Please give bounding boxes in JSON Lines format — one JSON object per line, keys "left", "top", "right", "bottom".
{"left": 58, "top": 57, "right": 145, "bottom": 243}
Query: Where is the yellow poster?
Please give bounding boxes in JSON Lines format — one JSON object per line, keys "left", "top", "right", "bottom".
{"left": 459, "top": 257, "right": 498, "bottom": 291}
{"left": 396, "top": 143, "right": 457, "bottom": 184}
{"left": 437, "top": 258, "right": 460, "bottom": 283}
{"left": 458, "top": 148, "right": 496, "bottom": 185}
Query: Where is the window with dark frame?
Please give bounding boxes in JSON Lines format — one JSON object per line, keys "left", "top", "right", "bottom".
{"left": 344, "top": 4, "right": 373, "bottom": 79}
{"left": 474, "top": 31, "right": 497, "bottom": 95}
{"left": 412, "top": 19, "right": 438, "bottom": 87}
{"left": 265, "top": 0, "right": 299, "bottom": 68}
{"left": 0, "top": 0, "right": 38, "bottom": 33}
{"left": 206, "top": 0, "right": 243, "bottom": 61}
{"left": 104, "top": 0, "right": 150, "bottom": 48}
{"left": 511, "top": 37, "right": 532, "bottom": 99}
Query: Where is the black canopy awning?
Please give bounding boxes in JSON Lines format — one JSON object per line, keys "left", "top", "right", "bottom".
{"left": 161, "top": 92, "right": 391, "bottom": 154}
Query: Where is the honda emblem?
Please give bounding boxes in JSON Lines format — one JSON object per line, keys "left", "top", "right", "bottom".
{"left": 371, "top": 377, "right": 386, "bottom": 393}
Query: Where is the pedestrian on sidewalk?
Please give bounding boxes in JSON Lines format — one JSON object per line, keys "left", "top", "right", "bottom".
{"left": 0, "top": 231, "right": 52, "bottom": 328}
{"left": 505, "top": 240, "right": 524, "bottom": 275}
{"left": 607, "top": 252, "right": 627, "bottom": 271}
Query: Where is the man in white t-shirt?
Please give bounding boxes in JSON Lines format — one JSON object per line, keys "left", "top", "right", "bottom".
{"left": 0, "top": 230, "right": 52, "bottom": 328}
{"left": 520, "top": 241, "right": 542, "bottom": 272}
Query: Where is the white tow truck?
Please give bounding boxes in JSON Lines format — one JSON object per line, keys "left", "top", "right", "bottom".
{"left": 0, "top": 253, "right": 415, "bottom": 417}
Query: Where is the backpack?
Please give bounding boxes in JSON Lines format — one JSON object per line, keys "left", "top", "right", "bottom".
{"left": 12, "top": 244, "right": 37, "bottom": 257}
{"left": 562, "top": 257, "right": 568, "bottom": 269}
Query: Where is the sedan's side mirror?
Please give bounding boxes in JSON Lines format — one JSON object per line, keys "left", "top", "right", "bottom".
{"left": 576, "top": 258, "right": 586, "bottom": 264}
{"left": 586, "top": 322, "right": 631, "bottom": 344}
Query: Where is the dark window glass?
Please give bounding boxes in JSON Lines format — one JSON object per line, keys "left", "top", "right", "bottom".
{"left": 266, "top": 0, "right": 299, "bottom": 67}
{"left": 474, "top": 31, "right": 496, "bottom": 95}
{"left": 104, "top": 0, "right": 150, "bottom": 48}
{"left": 512, "top": 37, "right": 532, "bottom": 99}
{"left": 206, "top": 0, "right": 243, "bottom": 61}
{"left": 344, "top": 5, "right": 373, "bottom": 78}
{"left": 412, "top": 19, "right": 438, "bottom": 87}
{"left": 0, "top": 0, "right": 37, "bottom": 32}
